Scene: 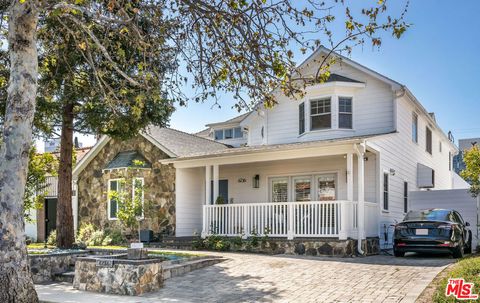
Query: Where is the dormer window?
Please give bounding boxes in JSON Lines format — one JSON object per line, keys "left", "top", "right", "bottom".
{"left": 310, "top": 98, "right": 331, "bottom": 130}
{"left": 338, "top": 97, "right": 353, "bottom": 129}
{"left": 215, "top": 129, "right": 224, "bottom": 140}
{"left": 214, "top": 127, "right": 243, "bottom": 140}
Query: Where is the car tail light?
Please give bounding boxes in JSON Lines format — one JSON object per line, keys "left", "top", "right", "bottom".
{"left": 395, "top": 225, "right": 407, "bottom": 230}
{"left": 396, "top": 243, "right": 407, "bottom": 246}
{"left": 437, "top": 224, "right": 452, "bottom": 230}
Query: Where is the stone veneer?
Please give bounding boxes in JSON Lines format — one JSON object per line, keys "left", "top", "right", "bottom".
{"left": 244, "top": 237, "right": 380, "bottom": 256}
{"left": 77, "top": 135, "right": 175, "bottom": 236}
{"left": 73, "top": 256, "right": 164, "bottom": 295}
{"left": 29, "top": 251, "right": 87, "bottom": 283}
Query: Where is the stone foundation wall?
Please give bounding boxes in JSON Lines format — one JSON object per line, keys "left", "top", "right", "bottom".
{"left": 29, "top": 252, "right": 87, "bottom": 283}
{"left": 77, "top": 135, "right": 176, "bottom": 236}
{"left": 238, "top": 237, "right": 379, "bottom": 256}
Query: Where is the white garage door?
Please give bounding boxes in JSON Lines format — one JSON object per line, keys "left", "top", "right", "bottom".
{"left": 410, "top": 189, "right": 479, "bottom": 250}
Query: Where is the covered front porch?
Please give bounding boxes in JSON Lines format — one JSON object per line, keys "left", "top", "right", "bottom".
{"left": 171, "top": 139, "right": 381, "bottom": 245}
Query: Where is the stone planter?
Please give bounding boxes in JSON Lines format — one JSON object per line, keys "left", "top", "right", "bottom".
{"left": 73, "top": 256, "right": 164, "bottom": 295}
{"left": 29, "top": 251, "right": 88, "bottom": 283}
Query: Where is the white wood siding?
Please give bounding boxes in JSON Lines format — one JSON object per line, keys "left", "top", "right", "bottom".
{"left": 245, "top": 60, "right": 395, "bottom": 146}
{"left": 370, "top": 95, "right": 455, "bottom": 247}
{"left": 175, "top": 167, "right": 205, "bottom": 236}
{"left": 216, "top": 154, "right": 377, "bottom": 204}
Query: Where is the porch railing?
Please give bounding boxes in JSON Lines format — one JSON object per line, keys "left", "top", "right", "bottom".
{"left": 202, "top": 200, "right": 378, "bottom": 239}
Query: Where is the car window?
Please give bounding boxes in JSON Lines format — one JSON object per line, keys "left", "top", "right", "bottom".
{"left": 404, "top": 209, "right": 450, "bottom": 221}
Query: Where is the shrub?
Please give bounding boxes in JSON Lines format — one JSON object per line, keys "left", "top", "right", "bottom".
{"left": 104, "top": 229, "right": 125, "bottom": 245}
{"left": 101, "top": 235, "right": 113, "bottom": 246}
{"left": 86, "top": 230, "right": 105, "bottom": 246}
{"left": 214, "top": 239, "right": 231, "bottom": 251}
{"left": 76, "top": 223, "right": 96, "bottom": 244}
{"left": 47, "top": 230, "right": 56, "bottom": 246}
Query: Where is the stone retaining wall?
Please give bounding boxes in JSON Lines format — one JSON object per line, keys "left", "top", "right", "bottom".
{"left": 29, "top": 251, "right": 87, "bottom": 283}
{"left": 73, "top": 257, "right": 163, "bottom": 295}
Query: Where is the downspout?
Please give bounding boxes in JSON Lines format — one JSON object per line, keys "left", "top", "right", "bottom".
{"left": 354, "top": 141, "right": 366, "bottom": 255}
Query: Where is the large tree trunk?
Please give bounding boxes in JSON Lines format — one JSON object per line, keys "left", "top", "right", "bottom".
{"left": 0, "top": 2, "right": 40, "bottom": 303}
{"left": 56, "top": 102, "right": 75, "bottom": 248}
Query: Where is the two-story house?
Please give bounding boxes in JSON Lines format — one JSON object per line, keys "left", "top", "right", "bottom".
{"left": 164, "top": 47, "right": 460, "bottom": 254}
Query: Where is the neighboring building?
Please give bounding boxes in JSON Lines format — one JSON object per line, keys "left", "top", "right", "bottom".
{"left": 44, "top": 138, "right": 61, "bottom": 153}
{"left": 163, "top": 46, "right": 464, "bottom": 252}
{"left": 453, "top": 137, "right": 480, "bottom": 175}
{"left": 26, "top": 146, "right": 93, "bottom": 242}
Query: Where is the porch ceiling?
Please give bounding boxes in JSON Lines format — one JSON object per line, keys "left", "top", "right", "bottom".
{"left": 163, "top": 131, "right": 394, "bottom": 168}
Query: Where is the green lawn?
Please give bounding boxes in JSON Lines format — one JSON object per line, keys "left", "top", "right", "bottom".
{"left": 432, "top": 255, "right": 480, "bottom": 303}
{"left": 27, "top": 243, "right": 55, "bottom": 250}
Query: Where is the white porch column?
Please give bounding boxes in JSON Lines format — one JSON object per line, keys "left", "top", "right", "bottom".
{"left": 205, "top": 165, "right": 212, "bottom": 205}
{"left": 339, "top": 153, "right": 354, "bottom": 240}
{"left": 213, "top": 164, "right": 219, "bottom": 203}
{"left": 356, "top": 144, "right": 366, "bottom": 254}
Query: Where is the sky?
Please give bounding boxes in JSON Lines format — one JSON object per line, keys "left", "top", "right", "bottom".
{"left": 40, "top": 0, "right": 480, "bottom": 151}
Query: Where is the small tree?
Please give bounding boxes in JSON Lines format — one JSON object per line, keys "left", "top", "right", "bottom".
{"left": 461, "top": 145, "right": 480, "bottom": 197}
{"left": 109, "top": 177, "right": 153, "bottom": 240}
{"left": 24, "top": 147, "right": 58, "bottom": 222}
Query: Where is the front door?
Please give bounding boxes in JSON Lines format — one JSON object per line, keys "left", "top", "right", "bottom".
{"left": 44, "top": 198, "right": 57, "bottom": 239}
{"left": 211, "top": 180, "right": 229, "bottom": 204}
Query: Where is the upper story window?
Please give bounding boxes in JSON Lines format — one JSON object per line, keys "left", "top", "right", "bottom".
{"left": 214, "top": 127, "right": 243, "bottom": 140}
{"left": 299, "top": 102, "right": 305, "bottom": 135}
{"left": 439, "top": 141, "right": 442, "bottom": 153}
{"left": 310, "top": 98, "right": 331, "bottom": 130}
{"left": 412, "top": 113, "right": 418, "bottom": 143}
{"left": 426, "top": 126, "right": 432, "bottom": 154}
{"left": 338, "top": 97, "right": 353, "bottom": 129}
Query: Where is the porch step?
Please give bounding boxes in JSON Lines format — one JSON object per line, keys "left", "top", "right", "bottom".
{"left": 53, "top": 271, "right": 75, "bottom": 283}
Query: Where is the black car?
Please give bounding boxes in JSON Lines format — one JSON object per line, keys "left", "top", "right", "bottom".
{"left": 393, "top": 209, "right": 472, "bottom": 258}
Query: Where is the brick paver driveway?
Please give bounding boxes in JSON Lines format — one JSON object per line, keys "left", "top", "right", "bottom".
{"left": 36, "top": 251, "right": 453, "bottom": 303}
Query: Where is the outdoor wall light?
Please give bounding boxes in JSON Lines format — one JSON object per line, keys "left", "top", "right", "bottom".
{"left": 253, "top": 174, "right": 260, "bottom": 188}
{"left": 389, "top": 168, "right": 396, "bottom": 176}
{"left": 238, "top": 177, "right": 247, "bottom": 183}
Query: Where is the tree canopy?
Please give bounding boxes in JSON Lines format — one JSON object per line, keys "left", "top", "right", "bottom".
{"left": 461, "top": 145, "right": 480, "bottom": 197}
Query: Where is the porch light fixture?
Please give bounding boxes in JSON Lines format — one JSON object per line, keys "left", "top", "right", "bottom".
{"left": 389, "top": 168, "right": 396, "bottom": 176}
{"left": 253, "top": 174, "right": 260, "bottom": 188}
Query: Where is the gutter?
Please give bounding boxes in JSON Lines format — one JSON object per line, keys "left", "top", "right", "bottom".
{"left": 353, "top": 141, "right": 366, "bottom": 255}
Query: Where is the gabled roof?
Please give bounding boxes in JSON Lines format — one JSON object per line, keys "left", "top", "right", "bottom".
{"left": 145, "top": 127, "right": 229, "bottom": 157}
{"left": 205, "top": 112, "right": 251, "bottom": 128}
{"left": 325, "top": 73, "right": 362, "bottom": 83}
{"left": 163, "top": 131, "right": 397, "bottom": 162}
{"left": 104, "top": 151, "right": 152, "bottom": 170}
{"left": 73, "top": 127, "right": 230, "bottom": 178}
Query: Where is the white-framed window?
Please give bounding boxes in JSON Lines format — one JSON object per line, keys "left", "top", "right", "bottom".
{"left": 214, "top": 129, "right": 224, "bottom": 140}
{"left": 383, "top": 173, "right": 389, "bottom": 211}
{"left": 310, "top": 98, "right": 331, "bottom": 130}
{"left": 132, "top": 177, "right": 145, "bottom": 219}
{"left": 270, "top": 178, "right": 288, "bottom": 202}
{"left": 299, "top": 102, "right": 305, "bottom": 135}
{"left": 214, "top": 127, "right": 243, "bottom": 140}
{"left": 412, "top": 113, "right": 418, "bottom": 143}
{"left": 426, "top": 126, "right": 432, "bottom": 154}
{"left": 108, "top": 178, "right": 124, "bottom": 220}
{"left": 439, "top": 141, "right": 442, "bottom": 153}
{"left": 338, "top": 97, "right": 353, "bottom": 129}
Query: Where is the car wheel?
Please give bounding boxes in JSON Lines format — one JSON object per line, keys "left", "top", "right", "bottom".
{"left": 465, "top": 232, "right": 473, "bottom": 254}
{"left": 453, "top": 239, "right": 465, "bottom": 258}
{"left": 394, "top": 249, "right": 405, "bottom": 257}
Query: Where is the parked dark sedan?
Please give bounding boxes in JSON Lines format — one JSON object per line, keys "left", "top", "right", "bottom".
{"left": 393, "top": 209, "right": 472, "bottom": 258}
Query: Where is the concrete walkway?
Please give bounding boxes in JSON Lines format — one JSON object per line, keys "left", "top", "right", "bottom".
{"left": 37, "top": 251, "right": 453, "bottom": 303}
